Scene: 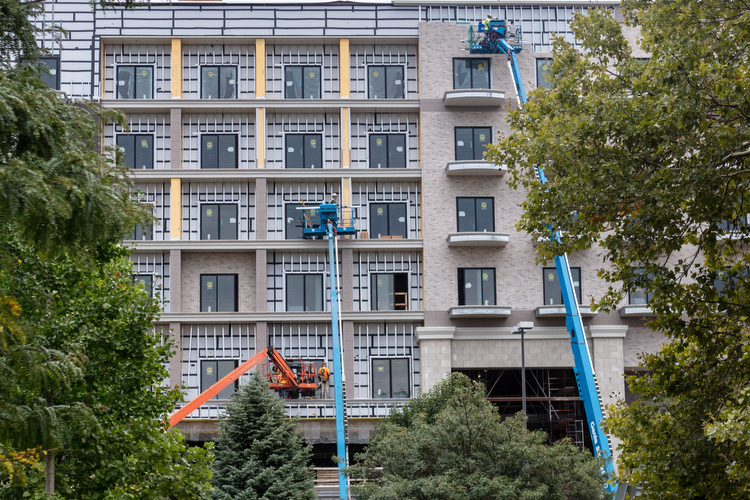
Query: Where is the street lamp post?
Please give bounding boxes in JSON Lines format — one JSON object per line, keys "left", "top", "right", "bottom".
{"left": 511, "top": 321, "right": 534, "bottom": 427}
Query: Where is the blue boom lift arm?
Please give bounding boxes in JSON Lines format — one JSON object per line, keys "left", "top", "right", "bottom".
{"left": 469, "top": 19, "right": 616, "bottom": 495}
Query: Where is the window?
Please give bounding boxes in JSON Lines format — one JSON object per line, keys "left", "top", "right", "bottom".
{"left": 285, "top": 204, "right": 318, "bottom": 240}
{"left": 453, "top": 58, "right": 490, "bottom": 89}
{"left": 455, "top": 127, "right": 491, "bottom": 161}
{"left": 372, "top": 359, "right": 410, "bottom": 398}
{"left": 201, "top": 204, "right": 238, "bottom": 240}
{"left": 371, "top": 273, "right": 409, "bottom": 311}
{"left": 285, "top": 66, "right": 321, "bottom": 99}
{"left": 536, "top": 59, "right": 553, "bottom": 90}
{"left": 201, "top": 360, "right": 238, "bottom": 399}
{"left": 37, "top": 56, "right": 60, "bottom": 89}
{"left": 543, "top": 267, "right": 582, "bottom": 305}
{"left": 286, "top": 274, "right": 324, "bottom": 312}
{"left": 714, "top": 267, "right": 749, "bottom": 297}
{"left": 370, "top": 203, "right": 407, "bottom": 239}
{"left": 132, "top": 274, "right": 153, "bottom": 298}
{"left": 629, "top": 268, "right": 652, "bottom": 305}
{"left": 285, "top": 134, "right": 322, "bottom": 169}
{"left": 368, "top": 66, "right": 404, "bottom": 99}
{"left": 201, "top": 66, "right": 237, "bottom": 99}
{"left": 458, "top": 268, "right": 495, "bottom": 306}
{"left": 201, "top": 134, "right": 237, "bottom": 169}
{"left": 718, "top": 216, "right": 748, "bottom": 232}
{"left": 200, "top": 274, "right": 237, "bottom": 312}
{"left": 117, "top": 134, "right": 154, "bottom": 169}
{"left": 457, "top": 197, "right": 494, "bottom": 232}
{"left": 116, "top": 66, "right": 153, "bottom": 99}
{"left": 369, "top": 134, "right": 406, "bottom": 168}
{"left": 132, "top": 221, "right": 153, "bottom": 241}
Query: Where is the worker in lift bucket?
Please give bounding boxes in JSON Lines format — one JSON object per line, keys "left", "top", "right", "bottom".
{"left": 318, "top": 362, "right": 331, "bottom": 399}
{"left": 482, "top": 15, "right": 494, "bottom": 48}
{"left": 329, "top": 193, "right": 338, "bottom": 204}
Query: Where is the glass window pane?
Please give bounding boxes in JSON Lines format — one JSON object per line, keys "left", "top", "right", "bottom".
{"left": 472, "top": 59, "right": 490, "bottom": 89}
{"left": 132, "top": 274, "right": 153, "bottom": 298}
{"left": 117, "top": 67, "right": 134, "bottom": 99}
{"left": 38, "top": 57, "right": 59, "bottom": 89}
{"left": 388, "top": 135, "right": 406, "bottom": 168}
{"left": 481, "top": 268, "right": 496, "bottom": 306}
{"left": 391, "top": 359, "right": 409, "bottom": 398}
{"left": 389, "top": 203, "right": 407, "bottom": 238}
{"left": 216, "top": 360, "right": 237, "bottom": 399}
{"left": 218, "top": 135, "right": 237, "bottom": 168}
{"left": 219, "top": 204, "right": 238, "bottom": 240}
{"left": 303, "top": 66, "right": 321, "bottom": 99}
{"left": 476, "top": 198, "right": 493, "bottom": 232}
{"left": 368, "top": 66, "right": 386, "bottom": 99}
{"left": 304, "top": 134, "right": 322, "bottom": 168}
{"left": 217, "top": 274, "right": 236, "bottom": 312}
{"left": 537, "top": 59, "right": 553, "bottom": 89}
{"left": 453, "top": 59, "right": 471, "bottom": 89}
{"left": 201, "top": 275, "right": 217, "bottom": 312}
{"left": 371, "top": 274, "right": 394, "bottom": 311}
{"left": 202, "top": 66, "right": 219, "bottom": 99}
{"left": 457, "top": 198, "right": 476, "bottom": 232}
{"left": 287, "top": 275, "right": 305, "bottom": 311}
{"left": 544, "top": 267, "right": 581, "bottom": 305}
{"left": 116, "top": 135, "right": 135, "bottom": 169}
{"left": 134, "top": 135, "right": 153, "bottom": 170}
{"left": 220, "top": 66, "right": 237, "bottom": 98}
{"left": 201, "top": 204, "right": 219, "bottom": 240}
{"left": 306, "top": 275, "right": 323, "bottom": 311}
{"left": 460, "top": 269, "right": 481, "bottom": 305}
{"left": 286, "top": 135, "right": 304, "bottom": 168}
{"left": 135, "top": 66, "right": 153, "bottom": 99}
{"left": 455, "top": 128, "right": 473, "bottom": 161}
{"left": 201, "top": 361, "right": 217, "bottom": 393}
{"left": 370, "top": 203, "right": 388, "bottom": 239}
{"left": 372, "top": 359, "right": 391, "bottom": 398}
{"left": 369, "top": 134, "right": 388, "bottom": 168}
{"left": 386, "top": 66, "right": 404, "bottom": 99}
{"left": 285, "top": 67, "right": 302, "bottom": 98}
{"left": 474, "top": 127, "right": 491, "bottom": 160}
{"left": 286, "top": 203, "right": 304, "bottom": 239}
{"left": 201, "top": 135, "right": 219, "bottom": 169}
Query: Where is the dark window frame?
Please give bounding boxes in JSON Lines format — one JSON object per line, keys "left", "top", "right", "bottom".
{"left": 116, "top": 65, "right": 154, "bottom": 99}
{"left": 286, "top": 274, "right": 324, "bottom": 312}
{"left": 201, "top": 65, "right": 238, "bottom": 99}
{"left": 369, "top": 203, "right": 408, "bottom": 239}
{"left": 285, "top": 133, "right": 323, "bottom": 169}
{"left": 456, "top": 197, "right": 494, "bottom": 232}
{"left": 117, "top": 134, "right": 154, "bottom": 170}
{"left": 284, "top": 65, "right": 322, "bottom": 99}
{"left": 371, "top": 358, "right": 410, "bottom": 398}
{"left": 367, "top": 65, "right": 405, "bottom": 99}
{"left": 458, "top": 268, "right": 496, "bottom": 306}
{"left": 536, "top": 58, "right": 553, "bottom": 90}
{"left": 200, "top": 203, "right": 239, "bottom": 241}
{"left": 370, "top": 273, "right": 409, "bottom": 311}
{"left": 543, "top": 267, "right": 582, "bottom": 306}
{"left": 200, "top": 274, "right": 238, "bottom": 313}
{"left": 132, "top": 274, "right": 154, "bottom": 298}
{"left": 37, "top": 56, "right": 60, "bottom": 89}
{"left": 285, "top": 203, "right": 318, "bottom": 240}
{"left": 201, "top": 359, "right": 238, "bottom": 399}
{"left": 200, "top": 134, "right": 238, "bottom": 169}
{"left": 454, "top": 126, "right": 492, "bottom": 161}
{"left": 453, "top": 58, "right": 490, "bottom": 90}
{"left": 369, "top": 134, "right": 407, "bottom": 169}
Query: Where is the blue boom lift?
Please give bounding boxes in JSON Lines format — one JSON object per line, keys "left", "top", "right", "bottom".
{"left": 469, "top": 19, "right": 617, "bottom": 496}
{"left": 301, "top": 201, "right": 356, "bottom": 500}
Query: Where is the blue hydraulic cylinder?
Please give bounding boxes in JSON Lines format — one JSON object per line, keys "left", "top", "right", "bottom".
{"left": 326, "top": 221, "right": 348, "bottom": 500}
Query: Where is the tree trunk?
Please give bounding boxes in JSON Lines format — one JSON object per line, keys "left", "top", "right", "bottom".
{"left": 45, "top": 450, "right": 55, "bottom": 496}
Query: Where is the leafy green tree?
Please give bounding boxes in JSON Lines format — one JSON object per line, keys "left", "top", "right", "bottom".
{"left": 486, "top": 1, "right": 750, "bottom": 498}
{"left": 210, "top": 372, "right": 315, "bottom": 500}
{"left": 348, "top": 373, "right": 606, "bottom": 500}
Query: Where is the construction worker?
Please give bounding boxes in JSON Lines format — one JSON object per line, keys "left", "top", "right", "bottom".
{"left": 318, "top": 362, "right": 331, "bottom": 399}
{"left": 482, "top": 14, "right": 492, "bottom": 32}
{"left": 329, "top": 192, "right": 338, "bottom": 204}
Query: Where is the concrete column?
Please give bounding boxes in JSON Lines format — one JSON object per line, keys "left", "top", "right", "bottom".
{"left": 415, "top": 326, "right": 455, "bottom": 393}
{"left": 169, "top": 321, "right": 182, "bottom": 388}
{"left": 255, "top": 177, "right": 267, "bottom": 239}
{"left": 256, "top": 249, "right": 267, "bottom": 312}
{"left": 255, "top": 321, "right": 268, "bottom": 372}
{"left": 169, "top": 249, "right": 181, "bottom": 313}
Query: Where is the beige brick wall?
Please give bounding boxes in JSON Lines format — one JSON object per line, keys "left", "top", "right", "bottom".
{"left": 181, "top": 252, "right": 256, "bottom": 312}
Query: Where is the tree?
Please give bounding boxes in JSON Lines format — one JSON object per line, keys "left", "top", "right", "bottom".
{"left": 348, "top": 373, "right": 606, "bottom": 500}
{"left": 486, "top": 1, "right": 750, "bottom": 498}
{"left": 210, "top": 372, "right": 316, "bottom": 500}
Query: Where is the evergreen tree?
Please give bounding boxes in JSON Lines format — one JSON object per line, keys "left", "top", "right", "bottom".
{"left": 211, "top": 372, "right": 316, "bottom": 500}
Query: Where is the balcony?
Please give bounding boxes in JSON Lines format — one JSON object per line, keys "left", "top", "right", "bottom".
{"left": 447, "top": 232, "right": 509, "bottom": 247}
{"left": 618, "top": 305, "right": 657, "bottom": 318}
{"left": 443, "top": 89, "right": 505, "bottom": 107}
{"left": 449, "top": 305, "right": 512, "bottom": 319}
{"left": 446, "top": 160, "right": 507, "bottom": 176}
{"left": 533, "top": 305, "right": 596, "bottom": 318}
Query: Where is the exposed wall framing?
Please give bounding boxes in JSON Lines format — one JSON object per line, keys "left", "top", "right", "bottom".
{"left": 349, "top": 44, "right": 419, "bottom": 99}
{"left": 103, "top": 43, "right": 171, "bottom": 99}
{"left": 352, "top": 252, "right": 423, "bottom": 312}
{"left": 268, "top": 322, "right": 332, "bottom": 362}
{"left": 265, "top": 44, "right": 339, "bottom": 98}
{"left": 180, "top": 322, "right": 256, "bottom": 401}
{"left": 181, "top": 181, "right": 255, "bottom": 240}
{"left": 353, "top": 322, "right": 421, "bottom": 399}
{"left": 182, "top": 43, "right": 255, "bottom": 98}
{"left": 265, "top": 112, "right": 340, "bottom": 169}
{"left": 266, "top": 181, "right": 341, "bottom": 240}
{"left": 182, "top": 113, "right": 255, "bottom": 169}
{"left": 350, "top": 113, "right": 419, "bottom": 169}
{"left": 351, "top": 181, "right": 422, "bottom": 239}
{"left": 131, "top": 252, "right": 170, "bottom": 312}
{"left": 130, "top": 182, "right": 171, "bottom": 241}
{"left": 266, "top": 252, "right": 335, "bottom": 312}
{"left": 104, "top": 113, "right": 171, "bottom": 170}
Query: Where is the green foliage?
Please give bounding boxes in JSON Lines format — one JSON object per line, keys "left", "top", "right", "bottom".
{"left": 348, "top": 373, "right": 606, "bottom": 500}
{"left": 210, "top": 372, "right": 315, "bottom": 500}
{"left": 486, "top": 1, "right": 750, "bottom": 498}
